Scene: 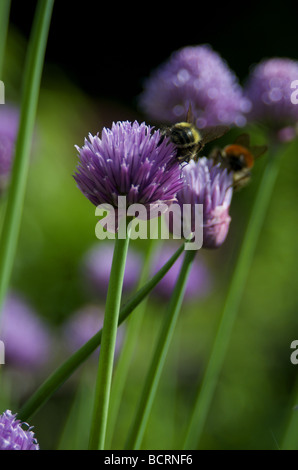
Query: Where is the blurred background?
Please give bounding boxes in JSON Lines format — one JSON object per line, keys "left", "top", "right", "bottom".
{"left": 0, "top": 0, "right": 297, "bottom": 450}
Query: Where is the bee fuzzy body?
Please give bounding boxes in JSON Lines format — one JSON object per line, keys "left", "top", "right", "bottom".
{"left": 223, "top": 144, "right": 255, "bottom": 171}
{"left": 209, "top": 134, "right": 267, "bottom": 190}
{"left": 169, "top": 123, "right": 201, "bottom": 148}
{"left": 162, "top": 121, "right": 229, "bottom": 164}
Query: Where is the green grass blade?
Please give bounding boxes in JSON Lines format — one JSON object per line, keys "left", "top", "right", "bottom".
{"left": 106, "top": 238, "right": 157, "bottom": 449}
{"left": 0, "top": 0, "right": 11, "bottom": 77}
{"left": 0, "top": 0, "right": 55, "bottom": 316}
{"left": 88, "top": 231, "right": 130, "bottom": 450}
{"left": 125, "top": 249, "right": 196, "bottom": 450}
{"left": 183, "top": 146, "right": 282, "bottom": 450}
{"left": 281, "top": 377, "right": 298, "bottom": 450}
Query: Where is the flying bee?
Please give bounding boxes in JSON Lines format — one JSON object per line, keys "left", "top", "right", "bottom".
{"left": 159, "top": 106, "right": 230, "bottom": 163}
{"left": 209, "top": 133, "right": 268, "bottom": 190}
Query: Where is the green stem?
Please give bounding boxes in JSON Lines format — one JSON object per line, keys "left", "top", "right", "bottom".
{"left": 57, "top": 367, "right": 94, "bottom": 450}
{"left": 0, "top": 0, "right": 54, "bottom": 317}
{"left": 106, "top": 238, "right": 157, "bottom": 449}
{"left": 125, "top": 249, "right": 196, "bottom": 450}
{"left": 18, "top": 241, "right": 185, "bottom": 422}
{"left": 183, "top": 146, "right": 282, "bottom": 450}
{"left": 0, "top": 0, "right": 11, "bottom": 77}
{"left": 0, "top": 197, "right": 7, "bottom": 235}
{"left": 88, "top": 229, "right": 130, "bottom": 450}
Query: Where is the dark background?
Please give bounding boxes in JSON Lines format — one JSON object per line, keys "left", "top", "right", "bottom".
{"left": 9, "top": 0, "right": 298, "bottom": 106}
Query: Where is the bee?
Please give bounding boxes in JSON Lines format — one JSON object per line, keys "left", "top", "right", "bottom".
{"left": 159, "top": 105, "right": 229, "bottom": 163}
{"left": 209, "top": 133, "right": 268, "bottom": 190}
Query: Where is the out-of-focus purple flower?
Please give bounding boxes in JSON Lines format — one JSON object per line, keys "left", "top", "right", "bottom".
{"left": 0, "top": 293, "right": 52, "bottom": 369}
{"left": 244, "top": 58, "right": 298, "bottom": 135}
{"left": 276, "top": 126, "right": 297, "bottom": 142}
{"left": 139, "top": 45, "right": 250, "bottom": 128}
{"left": 0, "top": 105, "right": 19, "bottom": 193}
{"left": 63, "top": 304, "right": 124, "bottom": 357}
{"left": 151, "top": 244, "right": 211, "bottom": 300}
{"left": 0, "top": 410, "right": 39, "bottom": 450}
{"left": 73, "top": 121, "right": 183, "bottom": 219}
{"left": 82, "top": 242, "right": 142, "bottom": 298}
{"left": 172, "top": 158, "right": 233, "bottom": 249}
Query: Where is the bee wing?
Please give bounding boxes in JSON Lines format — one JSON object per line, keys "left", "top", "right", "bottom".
{"left": 249, "top": 145, "right": 268, "bottom": 159}
{"left": 232, "top": 171, "right": 251, "bottom": 191}
{"left": 234, "top": 133, "right": 267, "bottom": 159}
{"left": 199, "top": 125, "right": 230, "bottom": 145}
{"left": 233, "top": 133, "right": 250, "bottom": 147}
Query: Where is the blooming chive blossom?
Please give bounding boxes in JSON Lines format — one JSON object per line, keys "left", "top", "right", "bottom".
{"left": 82, "top": 242, "right": 142, "bottom": 298}
{"left": 0, "top": 293, "right": 52, "bottom": 369}
{"left": 172, "top": 158, "right": 233, "bottom": 249}
{"left": 151, "top": 244, "right": 211, "bottom": 300}
{"left": 0, "top": 410, "right": 39, "bottom": 450}
{"left": 0, "top": 105, "right": 19, "bottom": 193}
{"left": 139, "top": 45, "right": 250, "bottom": 128}
{"left": 73, "top": 121, "right": 183, "bottom": 224}
{"left": 244, "top": 58, "right": 298, "bottom": 135}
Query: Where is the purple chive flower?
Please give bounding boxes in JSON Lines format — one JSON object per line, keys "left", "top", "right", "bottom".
{"left": 244, "top": 58, "right": 298, "bottom": 136}
{"left": 139, "top": 45, "right": 250, "bottom": 128}
{"left": 63, "top": 304, "right": 124, "bottom": 356}
{"left": 73, "top": 121, "right": 183, "bottom": 224}
{"left": 0, "top": 293, "right": 52, "bottom": 369}
{"left": 172, "top": 158, "right": 233, "bottom": 249}
{"left": 82, "top": 242, "right": 142, "bottom": 298}
{"left": 0, "top": 105, "right": 19, "bottom": 193}
{"left": 151, "top": 244, "right": 211, "bottom": 300}
{"left": 0, "top": 410, "right": 39, "bottom": 450}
